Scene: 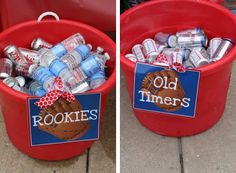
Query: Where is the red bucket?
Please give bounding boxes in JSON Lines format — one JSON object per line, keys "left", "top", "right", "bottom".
{"left": 0, "top": 19, "right": 116, "bottom": 160}
{"left": 120, "top": 0, "right": 236, "bottom": 137}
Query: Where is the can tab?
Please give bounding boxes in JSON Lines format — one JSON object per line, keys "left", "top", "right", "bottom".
{"left": 37, "top": 12, "right": 60, "bottom": 22}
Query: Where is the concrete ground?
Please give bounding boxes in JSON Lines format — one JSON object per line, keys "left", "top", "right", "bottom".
{"left": 121, "top": 62, "right": 236, "bottom": 173}
{"left": 0, "top": 88, "right": 116, "bottom": 173}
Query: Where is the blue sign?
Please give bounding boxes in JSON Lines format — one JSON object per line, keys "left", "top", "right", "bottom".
{"left": 28, "top": 93, "right": 101, "bottom": 146}
{"left": 133, "top": 63, "right": 200, "bottom": 118}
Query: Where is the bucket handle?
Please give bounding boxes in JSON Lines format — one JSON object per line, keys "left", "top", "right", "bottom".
{"left": 37, "top": 12, "right": 60, "bottom": 22}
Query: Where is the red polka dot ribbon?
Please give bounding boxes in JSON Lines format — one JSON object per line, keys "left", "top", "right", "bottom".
{"left": 170, "top": 63, "right": 186, "bottom": 73}
{"left": 155, "top": 53, "right": 169, "bottom": 64}
{"left": 35, "top": 77, "right": 76, "bottom": 109}
{"left": 155, "top": 53, "right": 186, "bottom": 73}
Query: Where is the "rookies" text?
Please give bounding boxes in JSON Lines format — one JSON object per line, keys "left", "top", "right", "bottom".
{"left": 32, "top": 109, "right": 98, "bottom": 127}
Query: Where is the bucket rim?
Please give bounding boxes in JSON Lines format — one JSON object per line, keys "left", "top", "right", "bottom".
{"left": 120, "top": 0, "right": 236, "bottom": 76}
{"left": 0, "top": 19, "right": 116, "bottom": 101}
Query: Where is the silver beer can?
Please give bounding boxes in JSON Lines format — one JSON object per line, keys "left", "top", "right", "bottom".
{"left": 183, "top": 60, "right": 194, "bottom": 69}
{"left": 167, "top": 35, "right": 178, "bottom": 48}
{"left": 163, "top": 48, "right": 190, "bottom": 61}
{"left": 154, "top": 32, "right": 172, "bottom": 46}
{"left": 31, "top": 37, "right": 53, "bottom": 50}
{"left": 212, "top": 38, "right": 234, "bottom": 61}
{"left": 125, "top": 54, "right": 137, "bottom": 63}
{"left": 142, "top": 39, "right": 159, "bottom": 63}
{"left": 177, "top": 33, "right": 208, "bottom": 48}
{"left": 170, "top": 52, "right": 184, "bottom": 65}
{"left": 15, "top": 76, "right": 26, "bottom": 87}
{"left": 0, "top": 58, "right": 13, "bottom": 78}
{"left": 3, "top": 77, "right": 18, "bottom": 88}
{"left": 209, "top": 37, "right": 222, "bottom": 58}
{"left": 191, "top": 47, "right": 209, "bottom": 60}
{"left": 12, "top": 85, "right": 23, "bottom": 92}
{"left": 4, "top": 45, "right": 27, "bottom": 65}
{"left": 162, "top": 48, "right": 175, "bottom": 57}
{"left": 156, "top": 43, "right": 167, "bottom": 53}
{"left": 132, "top": 44, "right": 146, "bottom": 62}
{"left": 189, "top": 49, "right": 209, "bottom": 68}
{"left": 176, "top": 27, "right": 203, "bottom": 37}
{"left": 190, "top": 47, "right": 206, "bottom": 51}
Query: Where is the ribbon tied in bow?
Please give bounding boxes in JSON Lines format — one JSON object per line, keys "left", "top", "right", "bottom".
{"left": 154, "top": 53, "right": 186, "bottom": 73}
{"left": 35, "top": 77, "right": 76, "bottom": 109}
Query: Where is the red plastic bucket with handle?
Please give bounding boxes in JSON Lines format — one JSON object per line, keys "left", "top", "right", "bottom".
{"left": 121, "top": 0, "right": 236, "bottom": 137}
{"left": 0, "top": 16, "right": 116, "bottom": 160}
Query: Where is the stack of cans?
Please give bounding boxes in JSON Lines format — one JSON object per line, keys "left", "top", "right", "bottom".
{"left": 0, "top": 33, "right": 110, "bottom": 96}
{"left": 125, "top": 27, "right": 234, "bottom": 69}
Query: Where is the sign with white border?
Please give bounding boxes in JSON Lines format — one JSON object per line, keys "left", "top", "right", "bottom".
{"left": 133, "top": 63, "right": 200, "bottom": 118}
{"left": 28, "top": 93, "right": 101, "bottom": 146}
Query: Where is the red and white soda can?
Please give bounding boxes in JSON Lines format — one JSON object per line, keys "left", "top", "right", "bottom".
{"left": 132, "top": 44, "right": 146, "bottom": 62}
{"left": 4, "top": 45, "right": 27, "bottom": 65}
{"left": 19, "top": 48, "right": 40, "bottom": 64}
{"left": 31, "top": 37, "right": 53, "bottom": 50}
{"left": 61, "top": 33, "right": 86, "bottom": 53}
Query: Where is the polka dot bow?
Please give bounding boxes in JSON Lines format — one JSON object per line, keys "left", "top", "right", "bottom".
{"left": 171, "top": 63, "right": 186, "bottom": 73}
{"left": 35, "top": 77, "right": 76, "bottom": 109}
{"left": 155, "top": 53, "right": 169, "bottom": 64}
{"left": 155, "top": 53, "right": 186, "bottom": 73}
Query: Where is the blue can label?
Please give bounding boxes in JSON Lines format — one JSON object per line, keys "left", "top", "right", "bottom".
{"left": 133, "top": 63, "right": 200, "bottom": 118}
{"left": 28, "top": 93, "right": 101, "bottom": 146}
